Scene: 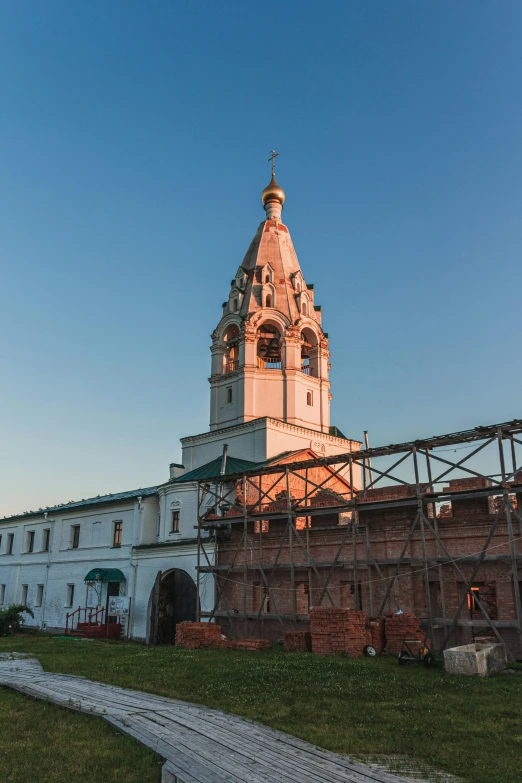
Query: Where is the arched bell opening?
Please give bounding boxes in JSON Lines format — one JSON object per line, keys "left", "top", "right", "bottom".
{"left": 301, "top": 327, "right": 319, "bottom": 377}
{"left": 257, "top": 323, "right": 282, "bottom": 369}
{"left": 223, "top": 324, "right": 240, "bottom": 374}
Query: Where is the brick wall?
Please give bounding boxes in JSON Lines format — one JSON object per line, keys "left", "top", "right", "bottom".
{"left": 213, "top": 477, "right": 522, "bottom": 658}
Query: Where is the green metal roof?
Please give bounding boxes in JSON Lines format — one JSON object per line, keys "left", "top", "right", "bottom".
{"left": 172, "top": 450, "right": 303, "bottom": 484}
{"left": 172, "top": 456, "right": 258, "bottom": 483}
{"left": 84, "top": 568, "right": 126, "bottom": 583}
{"left": 3, "top": 486, "right": 158, "bottom": 523}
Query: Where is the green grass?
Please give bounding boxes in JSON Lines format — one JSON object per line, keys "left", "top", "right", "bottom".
{"left": 0, "top": 686, "right": 163, "bottom": 783}
{"left": 1, "top": 635, "right": 521, "bottom": 783}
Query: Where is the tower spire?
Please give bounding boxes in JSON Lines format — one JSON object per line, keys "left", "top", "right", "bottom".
{"left": 261, "top": 151, "right": 285, "bottom": 221}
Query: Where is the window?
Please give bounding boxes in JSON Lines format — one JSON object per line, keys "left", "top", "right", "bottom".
{"left": 7, "top": 534, "right": 14, "bottom": 555}
{"left": 0, "top": 535, "right": 2, "bottom": 551}
{"left": 226, "top": 387, "right": 233, "bottom": 404}
{"left": 36, "top": 585, "right": 44, "bottom": 607}
{"left": 112, "top": 520, "right": 122, "bottom": 548}
{"left": 254, "top": 520, "right": 269, "bottom": 533}
{"left": 307, "top": 391, "right": 313, "bottom": 406}
{"left": 265, "top": 294, "right": 272, "bottom": 308}
{"left": 21, "top": 585, "right": 28, "bottom": 605}
{"left": 27, "top": 531, "right": 35, "bottom": 553}
{"left": 42, "top": 528, "right": 50, "bottom": 552}
{"left": 66, "top": 584, "right": 75, "bottom": 607}
{"left": 71, "top": 525, "right": 80, "bottom": 549}
{"left": 301, "top": 302, "right": 307, "bottom": 315}
{"left": 233, "top": 298, "right": 238, "bottom": 312}
{"left": 171, "top": 509, "right": 180, "bottom": 533}
{"left": 467, "top": 586, "right": 481, "bottom": 611}
{"left": 0, "top": 585, "right": 5, "bottom": 605}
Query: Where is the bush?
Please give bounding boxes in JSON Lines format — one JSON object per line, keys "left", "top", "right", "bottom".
{"left": 0, "top": 604, "right": 34, "bottom": 637}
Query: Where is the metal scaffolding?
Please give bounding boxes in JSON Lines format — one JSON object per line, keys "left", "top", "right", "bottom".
{"left": 196, "top": 420, "right": 522, "bottom": 660}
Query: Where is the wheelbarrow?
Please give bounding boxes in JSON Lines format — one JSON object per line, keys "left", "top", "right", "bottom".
{"left": 397, "top": 638, "right": 434, "bottom": 667}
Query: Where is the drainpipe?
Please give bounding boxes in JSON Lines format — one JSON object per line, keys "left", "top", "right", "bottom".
{"left": 40, "top": 513, "right": 54, "bottom": 630}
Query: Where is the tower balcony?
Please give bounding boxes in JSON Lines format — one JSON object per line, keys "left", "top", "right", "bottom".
{"left": 223, "top": 360, "right": 239, "bottom": 374}
{"left": 257, "top": 357, "right": 282, "bottom": 370}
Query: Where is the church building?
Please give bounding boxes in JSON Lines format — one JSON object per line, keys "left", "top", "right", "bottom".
{"left": 0, "top": 166, "right": 360, "bottom": 642}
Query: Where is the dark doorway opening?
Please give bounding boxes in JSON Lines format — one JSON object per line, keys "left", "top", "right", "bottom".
{"left": 149, "top": 569, "right": 197, "bottom": 644}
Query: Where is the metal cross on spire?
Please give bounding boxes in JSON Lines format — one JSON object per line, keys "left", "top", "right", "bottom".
{"left": 268, "top": 150, "right": 279, "bottom": 178}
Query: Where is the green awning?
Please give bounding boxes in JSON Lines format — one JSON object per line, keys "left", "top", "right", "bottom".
{"left": 84, "top": 568, "right": 126, "bottom": 583}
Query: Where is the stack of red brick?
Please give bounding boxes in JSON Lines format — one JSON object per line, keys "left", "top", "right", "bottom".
{"left": 284, "top": 630, "right": 312, "bottom": 653}
{"left": 175, "top": 621, "right": 223, "bottom": 649}
{"left": 175, "top": 622, "right": 270, "bottom": 651}
{"left": 225, "top": 638, "right": 270, "bottom": 651}
{"left": 310, "top": 608, "right": 371, "bottom": 657}
{"left": 384, "top": 613, "right": 427, "bottom": 655}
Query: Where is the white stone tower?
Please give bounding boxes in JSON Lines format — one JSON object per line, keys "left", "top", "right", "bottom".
{"left": 209, "top": 168, "right": 331, "bottom": 434}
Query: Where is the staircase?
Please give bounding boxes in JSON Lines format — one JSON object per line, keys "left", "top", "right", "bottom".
{"left": 66, "top": 607, "right": 122, "bottom": 639}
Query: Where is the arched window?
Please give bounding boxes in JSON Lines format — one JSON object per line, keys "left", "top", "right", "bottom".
{"left": 296, "top": 281, "right": 301, "bottom": 292}
{"left": 301, "top": 301, "right": 307, "bottom": 315}
{"left": 265, "top": 294, "right": 272, "bottom": 308}
{"left": 257, "top": 324, "right": 282, "bottom": 369}
{"left": 223, "top": 324, "right": 240, "bottom": 373}
{"left": 301, "top": 328, "right": 319, "bottom": 377}
{"left": 233, "top": 298, "right": 238, "bottom": 312}
{"left": 226, "top": 387, "right": 233, "bottom": 404}
{"left": 307, "top": 391, "right": 313, "bottom": 406}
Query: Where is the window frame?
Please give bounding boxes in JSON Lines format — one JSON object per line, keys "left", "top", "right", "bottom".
{"left": 0, "top": 584, "right": 5, "bottom": 606}
{"left": 171, "top": 509, "right": 180, "bottom": 534}
{"left": 66, "top": 583, "right": 75, "bottom": 608}
{"left": 42, "top": 528, "right": 50, "bottom": 552}
{"left": 226, "top": 386, "right": 233, "bottom": 404}
{"left": 36, "top": 584, "right": 44, "bottom": 607}
{"left": 21, "top": 584, "right": 28, "bottom": 605}
{"left": 306, "top": 390, "right": 313, "bottom": 406}
{"left": 71, "top": 525, "right": 80, "bottom": 549}
{"left": 112, "top": 520, "right": 123, "bottom": 548}
{"left": 7, "top": 533, "right": 14, "bottom": 555}
{"left": 27, "top": 530, "right": 35, "bottom": 553}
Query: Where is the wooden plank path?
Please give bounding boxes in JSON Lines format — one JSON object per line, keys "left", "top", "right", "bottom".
{"left": 0, "top": 654, "right": 410, "bottom": 783}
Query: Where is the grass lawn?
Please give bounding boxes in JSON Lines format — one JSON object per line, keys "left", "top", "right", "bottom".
{"left": 1, "top": 634, "right": 521, "bottom": 783}
{"left": 0, "top": 686, "right": 163, "bottom": 783}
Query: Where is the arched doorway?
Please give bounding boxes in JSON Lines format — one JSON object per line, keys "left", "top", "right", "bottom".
{"left": 148, "top": 569, "right": 197, "bottom": 645}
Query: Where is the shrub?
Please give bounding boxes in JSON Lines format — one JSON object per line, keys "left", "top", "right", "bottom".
{"left": 0, "top": 604, "right": 34, "bottom": 637}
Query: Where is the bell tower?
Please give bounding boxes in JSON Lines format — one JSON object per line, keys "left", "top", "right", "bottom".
{"left": 209, "top": 162, "right": 331, "bottom": 434}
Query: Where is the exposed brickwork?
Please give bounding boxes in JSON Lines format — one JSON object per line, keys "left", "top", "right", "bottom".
{"left": 310, "top": 608, "right": 370, "bottom": 657}
{"left": 214, "top": 470, "right": 522, "bottom": 659}
{"left": 284, "top": 630, "right": 312, "bottom": 653}
{"left": 175, "top": 622, "right": 270, "bottom": 652}
{"left": 385, "top": 613, "right": 427, "bottom": 655}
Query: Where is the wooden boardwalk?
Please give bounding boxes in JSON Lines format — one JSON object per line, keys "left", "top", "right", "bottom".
{"left": 0, "top": 654, "right": 409, "bottom": 783}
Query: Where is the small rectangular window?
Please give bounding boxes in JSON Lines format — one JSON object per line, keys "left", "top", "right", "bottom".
{"left": 71, "top": 525, "right": 80, "bottom": 549}
{"left": 66, "top": 584, "right": 75, "bottom": 607}
{"left": 21, "top": 585, "right": 28, "bottom": 605}
{"left": 226, "top": 387, "right": 233, "bottom": 404}
{"left": 0, "top": 585, "right": 5, "bottom": 605}
{"left": 0, "top": 534, "right": 2, "bottom": 551}
{"left": 7, "top": 534, "right": 14, "bottom": 555}
{"left": 42, "top": 528, "right": 50, "bottom": 552}
{"left": 112, "top": 520, "right": 122, "bottom": 548}
{"left": 171, "top": 510, "right": 180, "bottom": 533}
{"left": 27, "top": 531, "right": 35, "bottom": 553}
{"left": 36, "top": 584, "right": 44, "bottom": 607}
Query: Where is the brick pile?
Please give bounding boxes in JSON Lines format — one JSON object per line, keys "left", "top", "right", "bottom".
{"left": 224, "top": 638, "right": 270, "bottom": 651}
{"left": 175, "top": 622, "right": 270, "bottom": 652}
{"left": 310, "top": 608, "right": 369, "bottom": 657}
{"left": 284, "top": 630, "right": 312, "bottom": 653}
{"left": 175, "top": 621, "right": 223, "bottom": 649}
{"left": 384, "top": 612, "right": 426, "bottom": 655}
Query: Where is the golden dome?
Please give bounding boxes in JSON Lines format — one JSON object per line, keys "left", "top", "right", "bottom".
{"left": 261, "top": 174, "right": 286, "bottom": 206}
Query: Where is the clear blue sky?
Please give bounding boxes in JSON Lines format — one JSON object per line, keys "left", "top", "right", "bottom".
{"left": 1, "top": 1, "right": 521, "bottom": 516}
